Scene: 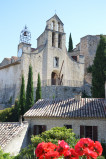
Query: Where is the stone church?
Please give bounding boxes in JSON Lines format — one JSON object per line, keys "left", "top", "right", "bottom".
{"left": 0, "top": 14, "right": 103, "bottom": 105}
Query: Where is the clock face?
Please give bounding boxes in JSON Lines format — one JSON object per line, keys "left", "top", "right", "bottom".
{"left": 18, "top": 48, "right": 22, "bottom": 57}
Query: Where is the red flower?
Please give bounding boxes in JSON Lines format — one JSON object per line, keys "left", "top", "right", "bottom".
{"left": 45, "top": 151, "right": 59, "bottom": 159}
{"left": 63, "top": 149, "right": 71, "bottom": 157}
{"left": 84, "top": 148, "right": 98, "bottom": 159}
{"left": 35, "top": 142, "right": 45, "bottom": 157}
{"left": 91, "top": 141, "right": 103, "bottom": 156}
{"left": 75, "top": 138, "right": 94, "bottom": 156}
{"left": 63, "top": 148, "right": 79, "bottom": 159}
{"left": 35, "top": 142, "right": 58, "bottom": 159}
{"left": 69, "top": 148, "right": 79, "bottom": 159}
{"left": 43, "top": 142, "right": 57, "bottom": 153}
{"left": 57, "top": 140, "right": 70, "bottom": 156}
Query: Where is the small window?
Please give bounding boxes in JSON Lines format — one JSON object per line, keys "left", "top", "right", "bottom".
{"left": 53, "top": 57, "right": 59, "bottom": 67}
{"left": 51, "top": 21, "right": 55, "bottom": 30}
{"left": 52, "top": 32, "right": 55, "bottom": 47}
{"left": 80, "top": 125, "right": 98, "bottom": 141}
{"left": 58, "top": 22, "right": 60, "bottom": 32}
{"left": 64, "top": 125, "right": 72, "bottom": 129}
{"left": 58, "top": 34, "right": 62, "bottom": 48}
{"left": 33, "top": 125, "right": 46, "bottom": 135}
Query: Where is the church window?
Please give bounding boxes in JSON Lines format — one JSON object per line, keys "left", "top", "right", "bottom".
{"left": 51, "top": 21, "right": 55, "bottom": 30}
{"left": 58, "top": 22, "right": 60, "bottom": 32}
{"left": 53, "top": 57, "right": 59, "bottom": 67}
{"left": 51, "top": 72, "right": 58, "bottom": 85}
{"left": 52, "top": 32, "right": 55, "bottom": 47}
{"left": 58, "top": 34, "right": 62, "bottom": 48}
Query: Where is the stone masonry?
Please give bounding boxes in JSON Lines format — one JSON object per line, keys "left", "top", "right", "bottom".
{"left": 0, "top": 14, "right": 84, "bottom": 104}
{"left": 25, "top": 117, "right": 106, "bottom": 143}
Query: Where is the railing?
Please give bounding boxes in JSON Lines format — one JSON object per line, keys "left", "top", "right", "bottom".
{"left": 34, "top": 79, "right": 83, "bottom": 87}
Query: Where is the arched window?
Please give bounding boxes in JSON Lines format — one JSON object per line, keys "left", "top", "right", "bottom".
{"left": 58, "top": 22, "right": 60, "bottom": 32}
{"left": 51, "top": 21, "right": 55, "bottom": 30}
{"left": 58, "top": 34, "right": 62, "bottom": 48}
{"left": 53, "top": 57, "right": 59, "bottom": 67}
{"left": 52, "top": 32, "right": 55, "bottom": 47}
{"left": 51, "top": 71, "right": 59, "bottom": 85}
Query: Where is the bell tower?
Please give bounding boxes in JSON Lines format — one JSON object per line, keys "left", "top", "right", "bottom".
{"left": 17, "top": 26, "right": 31, "bottom": 57}
{"left": 46, "top": 14, "right": 66, "bottom": 50}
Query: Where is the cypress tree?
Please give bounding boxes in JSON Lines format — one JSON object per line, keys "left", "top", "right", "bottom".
{"left": 92, "top": 35, "right": 106, "bottom": 98}
{"left": 18, "top": 75, "right": 26, "bottom": 117}
{"left": 26, "top": 65, "right": 34, "bottom": 111}
{"left": 36, "top": 73, "right": 42, "bottom": 102}
{"left": 68, "top": 33, "right": 73, "bottom": 52}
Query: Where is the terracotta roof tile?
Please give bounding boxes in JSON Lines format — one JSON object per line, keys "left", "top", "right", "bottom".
{"left": 24, "top": 98, "right": 106, "bottom": 118}
{"left": 11, "top": 56, "right": 18, "bottom": 61}
{"left": 0, "top": 122, "right": 28, "bottom": 149}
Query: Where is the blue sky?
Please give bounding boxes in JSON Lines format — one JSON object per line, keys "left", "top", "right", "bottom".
{"left": 0, "top": 0, "right": 106, "bottom": 62}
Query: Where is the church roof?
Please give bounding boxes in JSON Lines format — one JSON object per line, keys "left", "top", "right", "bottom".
{"left": 0, "top": 122, "right": 28, "bottom": 149}
{"left": 46, "top": 14, "right": 64, "bottom": 25}
{"left": 24, "top": 98, "right": 106, "bottom": 119}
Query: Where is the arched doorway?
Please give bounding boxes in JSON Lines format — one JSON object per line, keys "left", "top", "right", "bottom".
{"left": 51, "top": 71, "right": 59, "bottom": 85}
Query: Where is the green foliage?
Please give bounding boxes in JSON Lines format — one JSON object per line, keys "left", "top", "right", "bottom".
{"left": 101, "top": 143, "right": 106, "bottom": 158}
{"left": 0, "top": 148, "right": 13, "bottom": 159}
{"left": 26, "top": 65, "right": 34, "bottom": 111}
{"left": 92, "top": 35, "right": 106, "bottom": 98}
{"left": 18, "top": 75, "right": 26, "bottom": 118}
{"left": 36, "top": 73, "right": 42, "bottom": 102}
{"left": 15, "top": 127, "right": 78, "bottom": 159}
{"left": 8, "top": 96, "right": 12, "bottom": 105}
{"left": 0, "top": 99, "right": 19, "bottom": 122}
{"left": 13, "top": 145, "right": 34, "bottom": 159}
{"left": 68, "top": 33, "right": 73, "bottom": 52}
{"left": 82, "top": 90, "right": 91, "bottom": 98}
{"left": 87, "top": 65, "right": 93, "bottom": 73}
{"left": 31, "top": 127, "right": 78, "bottom": 148}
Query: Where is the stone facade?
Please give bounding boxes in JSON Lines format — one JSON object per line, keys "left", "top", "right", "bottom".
{"left": 25, "top": 117, "right": 106, "bottom": 142}
{"left": 0, "top": 14, "right": 84, "bottom": 104}
{"left": 0, "top": 61, "right": 21, "bottom": 104}
{"left": 70, "top": 35, "right": 106, "bottom": 96}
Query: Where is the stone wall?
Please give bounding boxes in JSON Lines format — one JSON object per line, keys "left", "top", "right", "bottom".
{"left": 25, "top": 117, "right": 106, "bottom": 142}
{"left": 36, "top": 86, "right": 83, "bottom": 100}
{"left": 0, "top": 63, "right": 21, "bottom": 103}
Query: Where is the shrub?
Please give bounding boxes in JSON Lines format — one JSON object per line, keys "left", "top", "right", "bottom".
{"left": 0, "top": 148, "right": 13, "bottom": 159}
{"left": 15, "top": 127, "right": 78, "bottom": 159}
{"left": 31, "top": 127, "right": 78, "bottom": 148}
{"left": 101, "top": 143, "right": 106, "bottom": 158}
{"left": 0, "top": 100, "right": 19, "bottom": 122}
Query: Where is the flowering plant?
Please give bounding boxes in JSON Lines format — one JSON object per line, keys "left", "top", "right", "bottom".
{"left": 35, "top": 138, "right": 103, "bottom": 159}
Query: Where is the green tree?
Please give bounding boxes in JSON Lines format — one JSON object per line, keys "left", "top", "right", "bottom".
{"left": 92, "top": 35, "right": 106, "bottom": 98}
{"left": 68, "top": 33, "right": 73, "bottom": 52}
{"left": 26, "top": 65, "right": 34, "bottom": 111}
{"left": 36, "top": 73, "right": 42, "bottom": 102}
{"left": 18, "top": 75, "right": 26, "bottom": 117}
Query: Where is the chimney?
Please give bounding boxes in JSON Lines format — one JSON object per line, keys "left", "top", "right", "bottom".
{"left": 19, "top": 115, "right": 23, "bottom": 125}
{"left": 105, "top": 81, "right": 106, "bottom": 99}
{"left": 75, "top": 94, "right": 81, "bottom": 101}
